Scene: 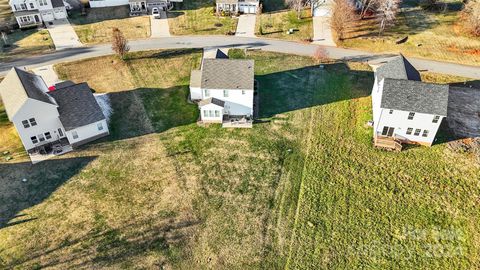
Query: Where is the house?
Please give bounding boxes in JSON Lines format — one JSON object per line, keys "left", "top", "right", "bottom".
{"left": 215, "top": 0, "right": 259, "bottom": 14}
{"left": 129, "top": 0, "right": 172, "bottom": 15}
{"left": 189, "top": 56, "right": 255, "bottom": 128}
{"left": 0, "top": 67, "right": 109, "bottom": 163}
{"left": 9, "top": 0, "right": 67, "bottom": 28}
{"left": 371, "top": 55, "right": 449, "bottom": 149}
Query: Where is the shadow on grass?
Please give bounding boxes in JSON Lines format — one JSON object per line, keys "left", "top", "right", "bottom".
{"left": 69, "top": 5, "right": 132, "bottom": 25}
{"left": 0, "top": 156, "right": 97, "bottom": 230}
{"left": 127, "top": 48, "right": 200, "bottom": 61}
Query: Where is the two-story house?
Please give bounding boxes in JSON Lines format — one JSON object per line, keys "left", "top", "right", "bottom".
{"left": 189, "top": 58, "right": 255, "bottom": 128}
{"left": 9, "top": 0, "right": 67, "bottom": 28}
{"left": 371, "top": 55, "right": 449, "bottom": 149}
{"left": 215, "top": 0, "right": 259, "bottom": 14}
{"left": 0, "top": 67, "right": 109, "bottom": 163}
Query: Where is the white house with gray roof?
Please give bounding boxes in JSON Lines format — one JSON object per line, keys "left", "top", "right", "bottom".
{"left": 215, "top": 0, "right": 259, "bottom": 14}
{"left": 190, "top": 57, "right": 255, "bottom": 128}
{"left": 372, "top": 55, "right": 449, "bottom": 148}
{"left": 0, "top": 67, "right": 109, "bottom": 163}
{"left": 9, "top": 0, "right": 67, "bottom": 28}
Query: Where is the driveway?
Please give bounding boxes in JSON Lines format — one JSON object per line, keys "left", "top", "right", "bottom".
{"left": 45, "top": 19, "right": 82, "bottom": 50}
{"left": 235, "top": 15, "right": 256, "bottom": 37}
{"left": 151, "top": 11, "right": 171, "bottom": 38}
{"left": 312, "top": 3, "right": 335, "bottom": 46}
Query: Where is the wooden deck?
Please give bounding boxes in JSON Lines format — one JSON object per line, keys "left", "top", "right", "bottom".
{"left": 374, "top": 135, "right": 403, "bottom": 151}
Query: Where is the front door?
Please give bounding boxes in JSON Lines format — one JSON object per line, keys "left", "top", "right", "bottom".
{"left": 34, "top": 15, "right": 40, "bottom": 22}
{"left": 381, "top": 126, "right": 395, "bottom": 137}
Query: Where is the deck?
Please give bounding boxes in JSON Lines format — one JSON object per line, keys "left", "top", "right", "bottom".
{"left": 28, "top": 138, "right": 73, "bottom": 164}
{"left": 374, "top": 135, "right": 403, "bottom": 151}
{"left": 222, "top": 115, "right": 253, "bottom": 128}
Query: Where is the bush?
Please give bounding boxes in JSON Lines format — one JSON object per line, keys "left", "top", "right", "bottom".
{"left": 462, "top": 0, "right": 480, "bottom": 36}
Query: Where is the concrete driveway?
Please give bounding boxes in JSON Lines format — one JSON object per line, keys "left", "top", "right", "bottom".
{"left": 45, "top": 19, "right": 82, "bottom": 50}
{"left": 312, "top": 4, "right": 335, "bottom": 46}
{"left": 151, "top": 12, "right": 171, "bottom": 38}
{"left": 235, "top": 15, "right": 256, "bottom": 37}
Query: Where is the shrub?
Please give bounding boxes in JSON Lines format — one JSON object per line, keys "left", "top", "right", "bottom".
{"left": 462, "top": 0, "right": 480, "bottom": 36}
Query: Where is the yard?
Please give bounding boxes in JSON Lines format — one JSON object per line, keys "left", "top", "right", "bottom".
{"left": 0, "top": 29, "right": 54, "bottom": 62}
{"left": 341, "top": 1, "right": 480, "bottom": 66}
{"left": 256, "top": 9, "right": 313, "bottom": 42}
{"left": 69, "top": 6, "right": 151, "bottom": 44}
{"left": 0, "top": 50, "right": 479, "bottom": 269}
{"left": 168, "top": 1, "right": 238, "bottom": 35}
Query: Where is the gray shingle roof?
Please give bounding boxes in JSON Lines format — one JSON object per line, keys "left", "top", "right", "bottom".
{"left": 201, "top": 59, "right": 254, "bottom": 90}
{"left": 51, "top": 0, "right": 65, "bottom": 8}
{"left": 381, "top": 79, "right": 449, "bottom": 116}
{"left": 375, "top": 55, "right": 421, "bottom": 81}
{"left": 198, "top": 97, "right": 225, "bottom": 107}
{"left": 49, "top": 83, "right": 106, "bottom": 131}
{"left": 15, "top": 67, "right": 55, "bottom": 105}
{"left": 13, "top": 10, "right": 40, "bottom": 16}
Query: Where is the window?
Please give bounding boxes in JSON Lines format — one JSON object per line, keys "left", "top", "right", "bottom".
{"left": 432, "top": 115, "right": 440, "bottom": 123}
{"left": 215, "top": 110, "right": 220, "bottom": 117}
{"left": 381, "top": 126, "right": 395, "bottom": 137}
{"left": 44, "top": 132, "right": 51, "bottom": 140}
{"left": 22, "top": 120, "right": 30, "bottom": 128}
{"left": 38, "top": 134, "right": 45, "bottom": 142}
{"left": 209, "top": 110, "right": 214, "bottom": 117}
{"left": 203, "top": 110, "right": 208, "bottom": 117}
{"left": 422, "top": 130, "right": 429, "bottom": 137}
{"left": 39, "top": 0, "right": 47, "bottom": 6}
{"left": 414, "top": 129, "right": 421, "bottom": 136}
{"left": 20, "top": 3, "right": 27, "bottom": 9}
{"left": 381, "top": 126, "right": 389, "bottom": 136}
{"left": 72, "top": 131, "right": 78, "bottom": 139}
{"left": 242, "top": 90, "right": 245, "bottom": 95}
{"left": 31, "top": 136, "right": 38, "bottom": 144}
{"left": 406, "top": 128, "right": 413, "bottom": 135}
{"left": 29, "top": 3, "right": 34, "bottom": 8}
{"left": 389, "top": 109, "right": 394, "bottom": 114}
{"left": 204, "top": 89, "right": 210, "bottom": 97}
{"left": 97, "top": 122, "right": 103, "bottom": 131}
{"left": 29, "top": 118, "right": 37, "bottom": 126}
{"left": 223, "top": 90, "right": 229, "bottom": 97}
{"left": 58, "top": 128, "right": 64, "bottom": 137}
{"left": 408, "top": 112, "right": 415, "bottom": 120}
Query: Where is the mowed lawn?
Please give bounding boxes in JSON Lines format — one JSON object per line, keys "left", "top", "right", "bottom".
{"left": 341, "top": 2, "right": 480, "bottom": 66}
{"left": 168, "top": 0, "right": 238, "bottom": 35}
{"left": 0, "top": 50, "right": 479, "bottom": 269}
{"left": 70, "top": 6, "right": 151, "bottom": 44}
{"left": 256, "top": 9, "right": 313, "bottom": 42}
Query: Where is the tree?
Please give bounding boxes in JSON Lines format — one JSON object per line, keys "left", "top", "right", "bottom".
{"left": 330, "top": 0, "right": 356, "bottom": 41}
{"left": 111, "top": 28, "right": 130, "bottom": 60}
{"left": 358, "top": 0, "right": 380, "bottom": 19}
{"left": 312, "top": 46, "right": 329, "bottom": 64}
{"left": 286, "top": 0, "right": 306, "bottom": 19}
{"left": 462, "top": 0, "right": 480, "bottom": 36}
{"left": 377, "top": 0, "right": 400, "bottom": 35}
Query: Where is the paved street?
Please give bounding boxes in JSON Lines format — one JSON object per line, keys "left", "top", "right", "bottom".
{"left": 1, "top": 36, "right": 479, "bottom": 79}
{"left": 235, "top": 15, "right": 256, "bottom": 37}
{"left": 45, "top": 19, "right": 82, "bottom": 50}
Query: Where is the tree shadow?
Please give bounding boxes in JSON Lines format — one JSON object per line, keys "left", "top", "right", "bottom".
{"left": 0, "top": 156, "right": 97, "bottom": 230}
{"left": 69, "top": 5, "right": 132, "bottom": 25}
{"left": 257, "top": 62, "right": 373, "bottom": 118}
{"left": 128, "top": 48, "right": 201, "bottom": 61}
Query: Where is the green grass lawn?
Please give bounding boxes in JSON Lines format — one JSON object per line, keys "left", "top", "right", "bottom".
{"left": 0, "top": 50, "right": 479, "bottom": 269}
{"left": 256, "top": 9, "right": 313, "bottom": 42}
{"left": 168, "top": 0, "right": 238, "bottom": 35}
{"left": 342, "top": 2, "right": 480, "bottom": 66}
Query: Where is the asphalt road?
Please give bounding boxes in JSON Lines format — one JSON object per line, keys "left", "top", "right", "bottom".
{"left": 1, "top": 36, "right": 480, "bottom": 79}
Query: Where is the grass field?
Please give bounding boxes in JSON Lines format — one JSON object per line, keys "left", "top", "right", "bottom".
{"left": 256, "top": 9, "right": 313, "bottom": 42}
{"left": 342, "top": 2, "right": 480, "bottom": 66}
{"left": 70, "top": 6, "right": 151, "bottom": 44}
{"left": 168, "top": 1, "right": 238, "bottom": 35}
{"left": 1, "top": 50, "right": 479, "bottom": 269}
{"left": 0, "top": 29, "right": 54, "bottom": 61}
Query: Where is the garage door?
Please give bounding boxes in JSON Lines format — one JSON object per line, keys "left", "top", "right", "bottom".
{"left": 248, "top": 5, "right": 256, "bottom": 13}
{"left": 54, "top": 9, "right": 67, "bottom": 19}
{"left": 42, "top": 12, "right": 54, "bottom": 21}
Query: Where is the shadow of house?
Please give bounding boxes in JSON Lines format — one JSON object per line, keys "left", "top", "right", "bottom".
{"left": 443, "top": 86, "right": 480, "bottom": 140}
{"left": 256, "top": 62, "right": 373, "bottom": 118}
{"left": 69, "top": 5, "right": 132, "bottom": 25}
{"left": 0, "top": 156, "right": 97, "bottom": 229}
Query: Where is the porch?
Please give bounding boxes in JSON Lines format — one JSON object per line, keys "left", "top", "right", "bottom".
{"left": 222, "top": 115, "right": 253, "bottom": 128}
{"left": 15, "top": 12, "right": 43, "bottom": 28}
{"left": 374, "top": 133, "right": 403, "bottom": 151}
{"left": 27, "top": 138, "right": 73, "bottom": 164}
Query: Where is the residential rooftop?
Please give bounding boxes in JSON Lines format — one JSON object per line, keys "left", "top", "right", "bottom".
{"left": 201, "top": 59, "right": 254, "bottom": 90}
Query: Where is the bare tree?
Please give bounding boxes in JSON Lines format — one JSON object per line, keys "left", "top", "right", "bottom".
{"left": 330, "top": 0, "right": 356, "bottom": 41}
{"left": 462, "top": 0, "right": 480, "bottom": 36}
{"left": 111, "top": 28, "right": 130, "bottom": 60}
{"left": 359, "top": 0, "right": 380, "bottom": 18}
{"left": 312, "top": 46, "right": 329, "bottom": 63}
{"left": 286, "top": 0, "right": 306, "bottom": 19}
{"left": 377, "top": 0, "right": 400, "bottom": 35}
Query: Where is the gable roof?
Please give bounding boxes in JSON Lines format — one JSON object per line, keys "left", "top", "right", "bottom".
{"left": 198, "top": 97, "right": 225, "bottom": 107}
{"left": 0, "top": 67, "right": 55, "bottom": 120}
{"left": 375, "top": 55, "right": 421, "bottom": 81}
{"left": 380, "top": 79, "right": 449, "bottom": 116}
{"left": 49, "top": 82, "right": 106, "bottom": 131}
{"left": 201, "top": 59, "right": 254, "bottom": 90}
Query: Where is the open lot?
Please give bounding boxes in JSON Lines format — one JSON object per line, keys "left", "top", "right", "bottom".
{"left": 342, "top": 2, "right": 480, "bottom": 66}
{"left": 256, "top": 9, "right": 313, "bottom": 42}
{"left": 0, "top": 29, "right": 54, "bottom": 61}
{"left": 70, "top": 6, "right": 151, "bottom": 44}
{"left": 0, "top": 50, "right": 479, "bottom": 269}
{"left": 168, "top": 1, "right": 238, "bottom": 35}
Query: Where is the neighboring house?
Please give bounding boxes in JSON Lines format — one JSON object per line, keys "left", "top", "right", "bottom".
{"left": 371, "top": 55, "right": 449, "bottom": 149}
{"left": 215, "top": 0, "right": 259, "bottom": 14}
{"left": 0, "top": 67, "right": 109, "bottom": 163}
{"left": 9, "top": 0, "right": 67, "bottom": 28}
{"left": 190, "top": 56, "right": 255, "bottom": 128}
{"left": 129, "top": 0, "right": 171, "bottom": 15}
{"left": 89, "top": 0, "right": 129, "bottom": 8}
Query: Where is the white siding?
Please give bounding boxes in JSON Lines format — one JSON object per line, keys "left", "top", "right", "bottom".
{"left": 89, "top": 0, "right": 129, "bottom": 7}
{"left": 65, "top": 119, "right": 109, "bottom": 145}
{"left": 190, "top": 87, "right": 202, "bottom": 100}
{"left": 11, "top": 98, "right": 64, "bottom": 151}
{"left": 199, "top": 103, "right": 223, "bottom": 122}
{"left": 202, "top": 88, "right": 254, "bottom": 116}
{"left": 371, "top": 75, "right": 383, "bottom": 133}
